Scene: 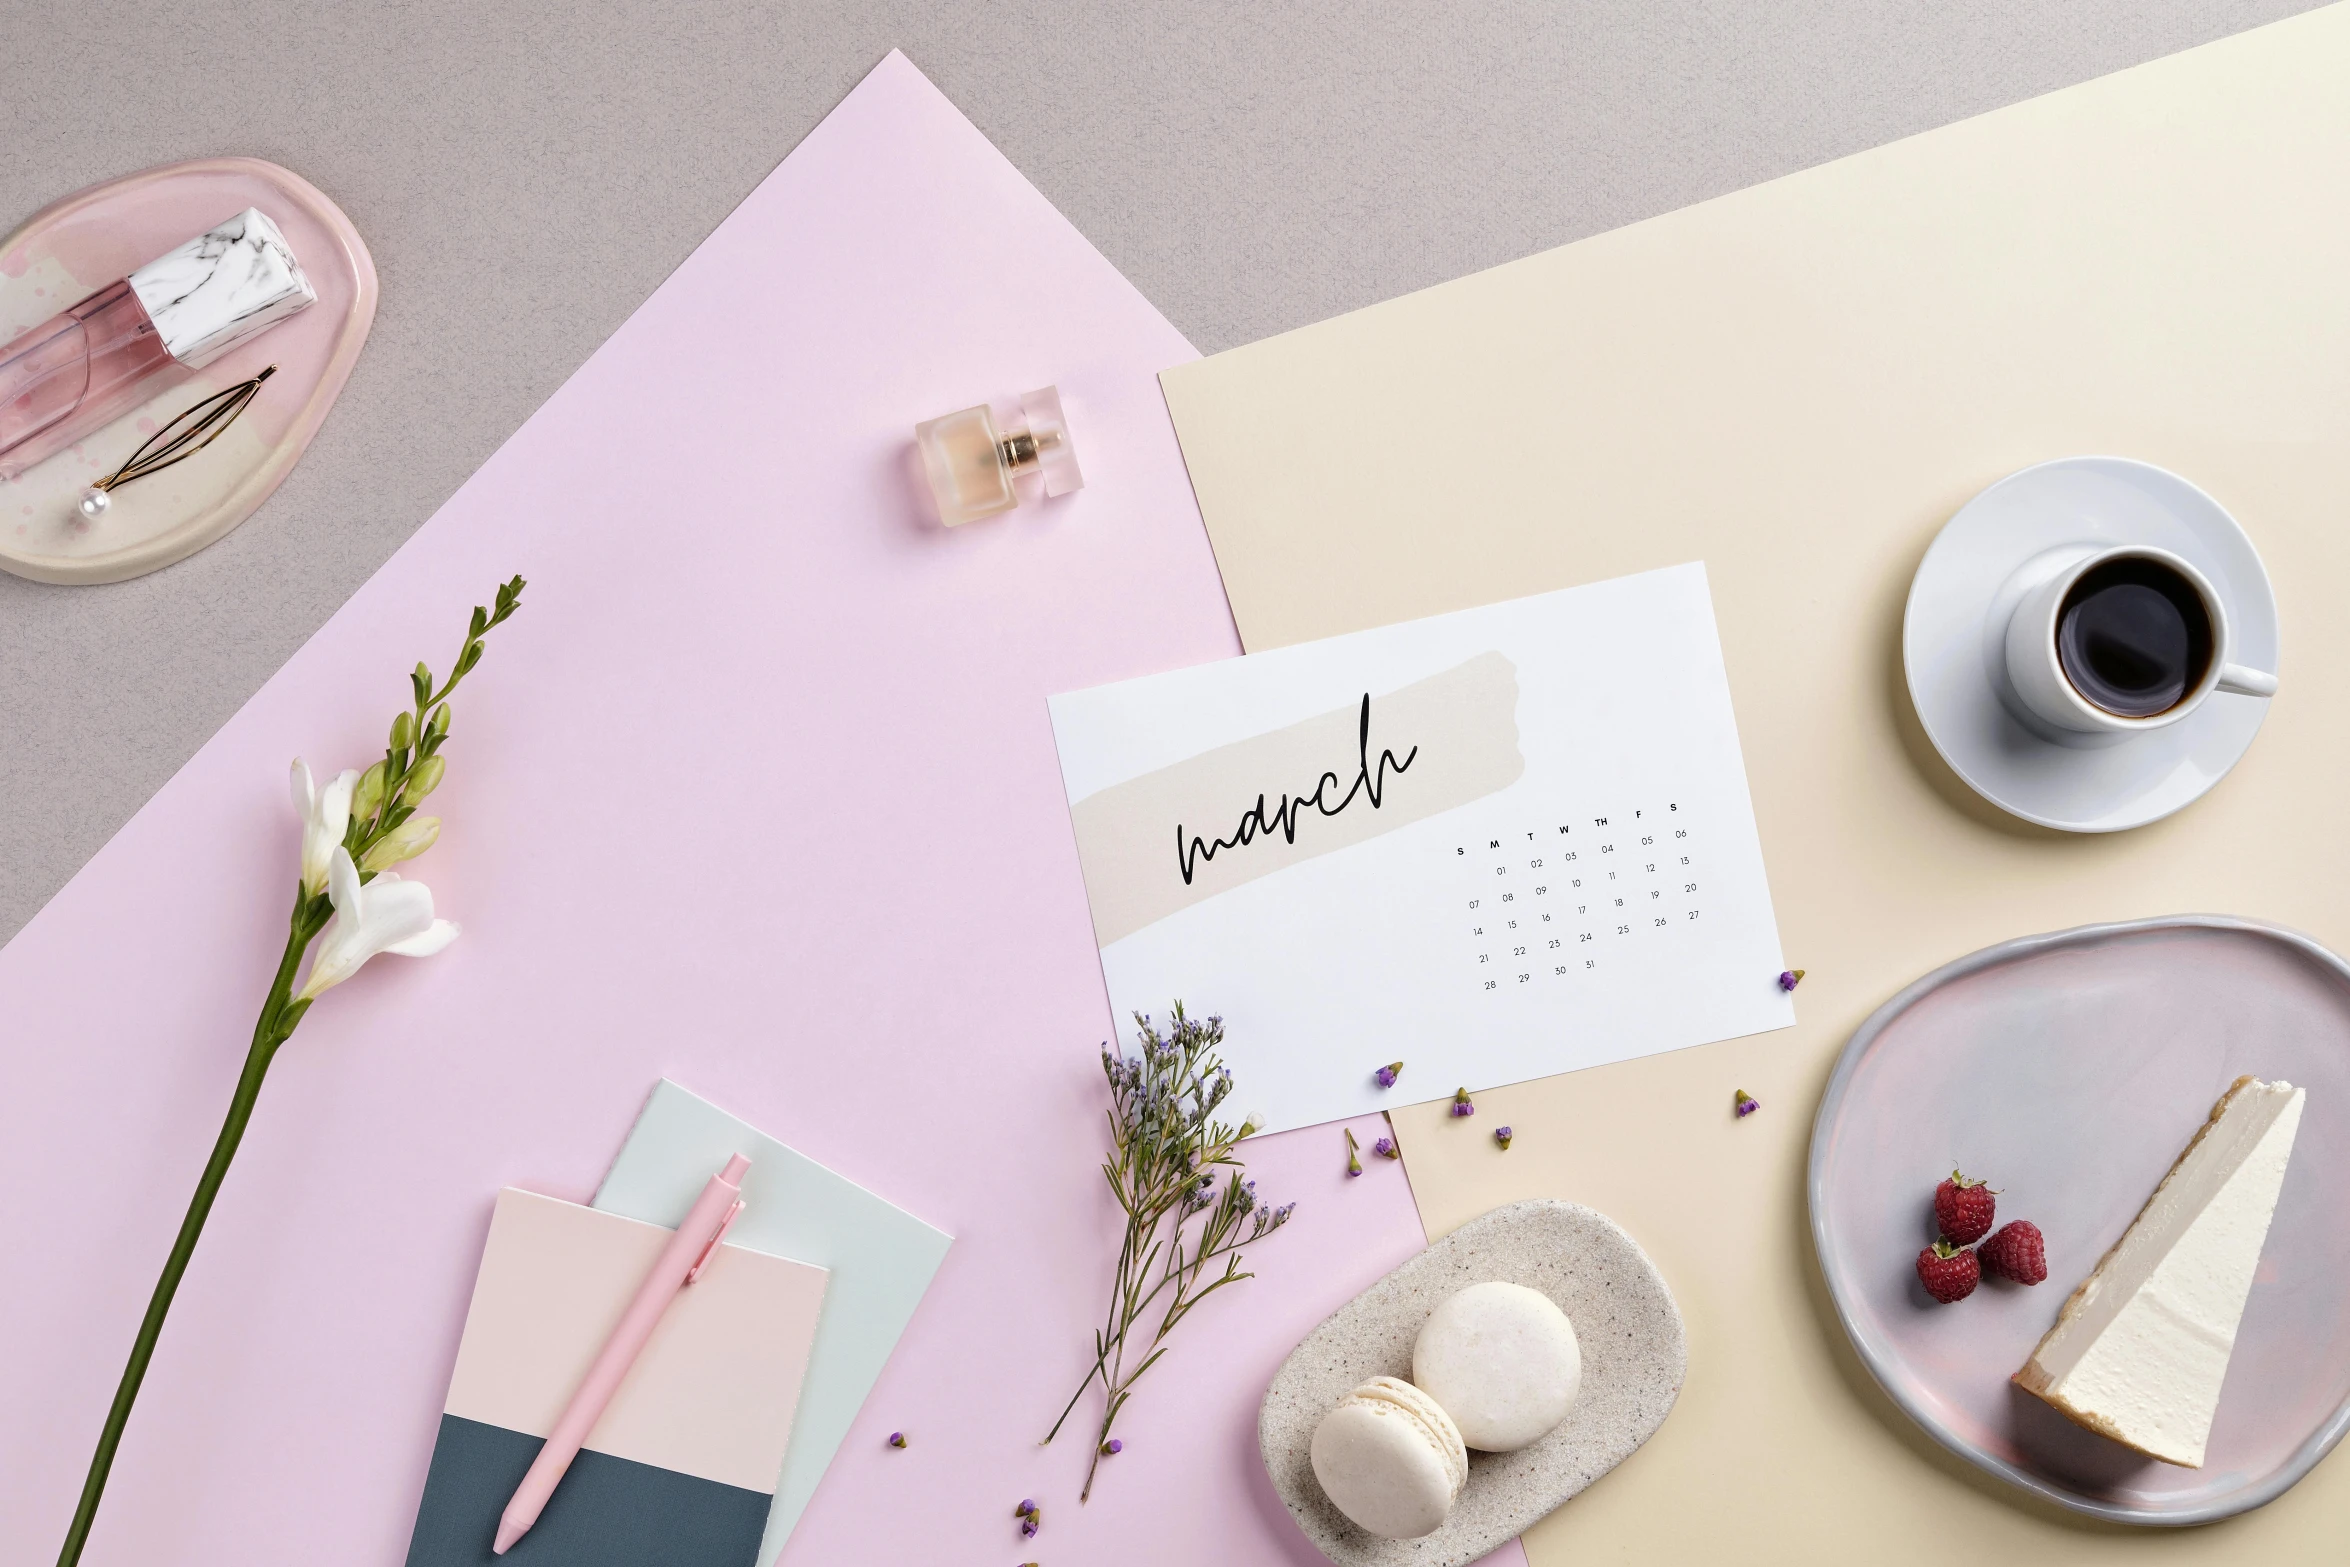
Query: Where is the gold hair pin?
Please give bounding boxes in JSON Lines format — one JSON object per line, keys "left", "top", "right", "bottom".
{"left": 76, "top": 364, "right": 276, "bottom": 520}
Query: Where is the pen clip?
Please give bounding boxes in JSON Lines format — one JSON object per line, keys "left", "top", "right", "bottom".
{"left": 686, "top": 1198, "right": 745, "bottom": 1285}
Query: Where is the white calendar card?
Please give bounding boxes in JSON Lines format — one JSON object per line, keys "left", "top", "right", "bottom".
{"left": 1046, "top": 561, "right": 1792, "bottom": 1134}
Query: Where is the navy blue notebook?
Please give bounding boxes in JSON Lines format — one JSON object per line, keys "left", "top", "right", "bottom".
{"left": 406, "top": 1415, "right": 769, "bottom": 1566}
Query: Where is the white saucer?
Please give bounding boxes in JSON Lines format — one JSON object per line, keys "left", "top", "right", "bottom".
{"left": 1902, "top": 456, "right": 2279, "bottom": 832}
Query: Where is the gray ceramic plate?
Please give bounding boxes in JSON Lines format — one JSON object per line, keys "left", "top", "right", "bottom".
{"left": 1809, "top": 916, "right": 2350, "bottom": 1523}
{"left": 1260, "top": 1199, "right": 1684, "bottom": 1566}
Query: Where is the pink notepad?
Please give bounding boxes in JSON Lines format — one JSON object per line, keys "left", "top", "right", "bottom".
{"left": 405, "top": 1190, "right": 828, "bottom": 1565}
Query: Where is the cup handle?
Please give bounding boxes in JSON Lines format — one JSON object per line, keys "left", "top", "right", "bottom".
{"left": 2217, "top": 662, "right": 2279, "bottom": 697}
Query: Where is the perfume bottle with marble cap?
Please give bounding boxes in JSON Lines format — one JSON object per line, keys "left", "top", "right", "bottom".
{"left": 914, "top": 384, "right": 1083, "bottom": 526}
{"left": 0, "top": 207, "right": 315, "bottom": 481}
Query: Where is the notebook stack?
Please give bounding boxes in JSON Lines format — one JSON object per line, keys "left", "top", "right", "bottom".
{"left": 405, "top": 1083, "right": 952, "bottom": 1567}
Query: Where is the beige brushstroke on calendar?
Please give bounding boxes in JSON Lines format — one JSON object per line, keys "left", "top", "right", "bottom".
{"left": 1068, "top": 651, "right": 1525, "bottom": 947}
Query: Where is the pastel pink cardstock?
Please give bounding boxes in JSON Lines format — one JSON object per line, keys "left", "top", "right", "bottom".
{"left": 443, "top": 1189, "right": 828, "bottom": 1493}
{"left": 0, "top": 53, "right": 1522, "bottom": 1567}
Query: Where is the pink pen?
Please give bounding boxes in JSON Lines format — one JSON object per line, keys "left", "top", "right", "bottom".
{"left": 493, "top": 1154, "right": 750, "bottom": 1554}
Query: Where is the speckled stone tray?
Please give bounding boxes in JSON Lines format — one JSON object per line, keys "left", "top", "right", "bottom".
{"left": 1261, "top": 1199, "right": 1685, "bottom": 1566}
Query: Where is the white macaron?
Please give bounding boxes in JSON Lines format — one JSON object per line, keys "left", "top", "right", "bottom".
{"left": 1412, "top": 1280, "right": 1582, "bottom": 1452}
{"left": 1307, "top": 1374, "right": 1469, "bottom": 1539}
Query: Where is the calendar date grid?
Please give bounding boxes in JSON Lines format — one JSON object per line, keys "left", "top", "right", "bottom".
{"left": 1455, "top": 804, "right": 1702, "bottom": 992}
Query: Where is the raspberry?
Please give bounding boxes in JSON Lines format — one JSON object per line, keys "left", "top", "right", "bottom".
{"left": 1934, "top": 1170, "right": 1996, "bottom": 1245}
{"left": 1980, "top": 1220, "right": 2048, "bottom": 1285}
{"left": 1916, "top": 1241, "right": 1980, "bottom": 1304}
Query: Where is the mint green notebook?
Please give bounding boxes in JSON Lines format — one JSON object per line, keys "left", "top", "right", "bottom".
{"left": 593, "top": 1081, "right": 952, "bottom": 1563}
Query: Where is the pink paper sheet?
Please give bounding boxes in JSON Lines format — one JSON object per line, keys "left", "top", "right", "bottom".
{"left": 0, "top": 53, "right": 1520, "bottom": 1567}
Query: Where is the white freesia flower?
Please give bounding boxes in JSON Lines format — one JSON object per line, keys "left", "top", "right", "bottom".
{"left": 296, "top": 846, "right": 459, "bottom": 1001}
{"left": 289, "top": 759, "right": 361, "bottom": 895}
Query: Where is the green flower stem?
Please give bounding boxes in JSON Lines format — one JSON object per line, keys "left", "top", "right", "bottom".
{"left": 1042, "top": 1148, "right": 1252, "bottom": 1451}
{"left": 55, "top": 577, "right": 520, "bottom": 1566}
{"left": 55, "top": 888, "right": 327, "bottom": 1567}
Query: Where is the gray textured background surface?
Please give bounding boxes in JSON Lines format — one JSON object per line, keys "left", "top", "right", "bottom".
{"left": 0, "top": 0, "right": 2317, "bottom": 943}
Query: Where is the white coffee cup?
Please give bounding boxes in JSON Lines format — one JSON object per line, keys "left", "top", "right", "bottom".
{"left": 2000, "top": 544, "right": 2276, "bottom": 738}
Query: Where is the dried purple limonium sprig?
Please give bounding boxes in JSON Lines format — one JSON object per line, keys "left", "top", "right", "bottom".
{"left": 1494, "top": 1126, "right": 1514, "bottom": 1151}
{"left": 1373, "top": 1135, "right": 1399, "bottom": 1160}
{"left": 1345, "top": 1128, "right": 1363, "bottom": 1177}
{"left": 1777, "top": 968, "right": 1805, "bottom": 992}
{"left": 1451, "top": 1087, "right": 1475, "bottom": 1117}
{"left": 1374, "top": 1060, "right": 1403, "bottom": 1089}
{"left": 1734, "top": 1089, "right": 1762, "bottom": 1118}
{"left": 1047, "top": 1004, "right": 1293, "bottom": 1502}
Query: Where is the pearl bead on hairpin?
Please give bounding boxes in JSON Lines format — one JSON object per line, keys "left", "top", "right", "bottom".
{"left": 71, "top": 364, "right": 275, "bottom": 521}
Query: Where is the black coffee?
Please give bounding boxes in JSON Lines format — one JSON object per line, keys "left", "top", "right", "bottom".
{"left": 2055, "top": 557, "right": 2213, "bottom": 717}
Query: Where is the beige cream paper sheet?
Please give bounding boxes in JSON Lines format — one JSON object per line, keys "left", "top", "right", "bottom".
{"left": 1160, "top": 6, "right": 2350, "bottom": 1562}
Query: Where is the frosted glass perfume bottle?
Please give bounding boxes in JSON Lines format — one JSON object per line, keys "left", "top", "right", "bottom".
{"left": 0, "top": 208, "right": 314, "bottom": 481}
{"left": 914, "top": 385, "right": 1083, "bottom": 526}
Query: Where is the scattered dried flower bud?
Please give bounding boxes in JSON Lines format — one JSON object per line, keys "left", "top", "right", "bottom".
{"left": 1451, "top": 1087, "right": 1475, "bottom": 1117}
{"left": 1494, "top": 1126, "right": 1513, "bottom": 1150}
{"left": 1345, "top": 1128, "right": 1363, "bottom": 1176}
{"left": 888, "top": 1431, "right": 907, "bottom": 1448}
{"left": 1373, "top": 1136, "right": 1399, "bottom": 1159}
{"left": 1015, "top": 1499, "right": 1036, "bottom": 1519}
{"left": 1777, "top": 969, "right": 1805, "bottom": 992}
{"left": 1734, "top": 1089, "right": 1761, "bottom": 1118}
{"left": 1374, "top": 1060, "right": 1403, "bottom": 1088}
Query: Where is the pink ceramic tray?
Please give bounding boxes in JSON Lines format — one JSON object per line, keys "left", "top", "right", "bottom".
{"left": 0, "top": 158, "right": 375, "bottom": 584}
{"left": 1809, "top": 916, "right": 2350, "bottom": 1524}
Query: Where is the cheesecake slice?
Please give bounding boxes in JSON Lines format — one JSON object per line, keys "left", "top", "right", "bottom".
{"left": 2014, "top": 1075, "right": 2304, "bottom": 1467}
